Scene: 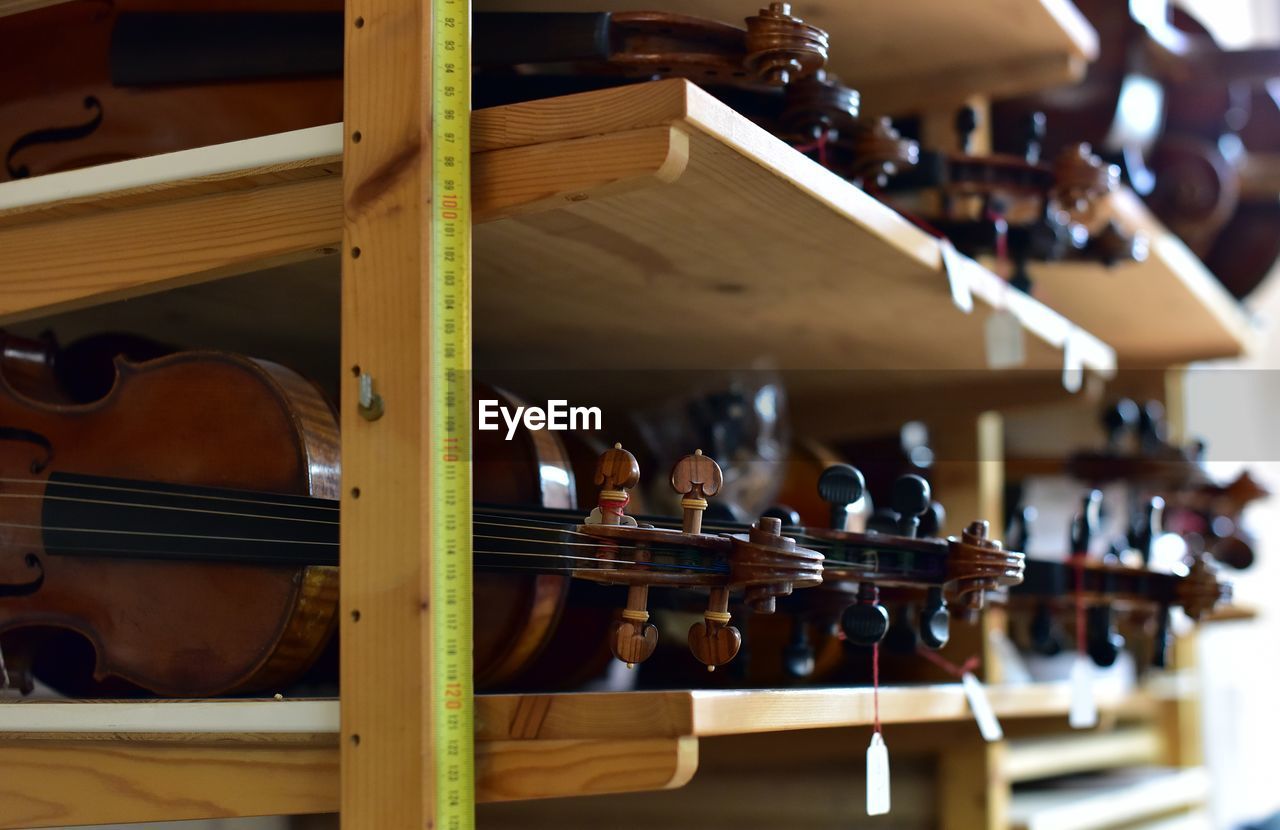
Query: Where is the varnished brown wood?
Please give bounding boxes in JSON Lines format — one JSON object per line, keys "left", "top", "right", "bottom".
{"left": 0, "top": 352, "right": 339, "bottom": 696}
{"left": 475, "top": 0, "right": 1097, "bottom": 115}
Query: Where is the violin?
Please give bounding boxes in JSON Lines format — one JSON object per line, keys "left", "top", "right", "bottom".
{"left": 1007, "top": 489, "right": 1229, "bottom": 670}
{"left": 2, "top": 2, "right": 917, "bottom": 193}
{"left": 0, "top": 0, "right": 344, "bottom": 182}
{"left": 0, "top": 334, "right": 833, "bottom": 694}
{"left": 1065, "top": 398, "right": 1263, "bottom": 574}
{"left": 989, "top": 1, "right": 1280, "bottom": 296}
{"left": 879, "top": 105, "right": 1137, "bottom": 291}
{"left": 684, "top": 458, "right": 1023, "bottom": 684}
{"left": 0, "top": 339, "right": 342, "bottom": 696}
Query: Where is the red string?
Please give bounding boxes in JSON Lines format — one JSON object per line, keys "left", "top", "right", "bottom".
{"left": 599, "top": 494, "right": 629, "bottom": 522}
{"left": 792, "top": 132, "right": 830, "bottom": 168}
{"left": 916, "top": 645, "right": 980, "bottom": 678}
{"left": 1072, "top": 552, "right": 1087, "bottom": 656}
{"left": 872, "top": 641, "right": 881, "bottom": 734}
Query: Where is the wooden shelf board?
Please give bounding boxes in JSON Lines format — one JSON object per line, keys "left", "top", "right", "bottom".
{"left": 1005, "top": 727, "right": 1164, "bottom": 783}
{"left": 1018, "top": 189, "right": 1258, "bottom": 367}
{"left": 0, "top": 80, "right": 1115, "bottom": 397}
{"left": 469, "top": 80, "right": 1114, "bottom": 395}
{"left": 0, "top": 682, "right": 1136, "bottom": 743}
{"left": 0, "top": 681, "right": 1145, "bottom": 825}
{"left": 1009, "top": 767, "right": 1210, "bottom": 830}
{"left": 475, "top": 0, "right": 1098, "bottom": 114}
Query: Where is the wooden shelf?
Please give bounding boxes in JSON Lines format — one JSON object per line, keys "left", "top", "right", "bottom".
{"left": 1005, "top": 727, "right": 1164, "bottom": 783}
{"left": 1009, "top": 767, "right": 1210, "bottom": 830}
{"left": 0, "top": 80, "right": 1115, "bottom": 406}
{"left": 1016, "top": 189, "right": 1258, "bottom": 367}
{"left": 475, "top": 0, "right": 1098, "bottom": 115}
{"left": 0, "top": 680, "right": 1144, "bottom": 826}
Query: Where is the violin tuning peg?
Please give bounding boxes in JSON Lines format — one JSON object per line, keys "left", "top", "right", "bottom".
{"left": 1086, "top": 604, "right": 1124, "bottom": 668}
{"left": 816, "top": 463, "right": 866, "bottom": 530}
{"left": 1129, "top": 496, "right": 1164, "bottom": 566}
{"left": 841, "top": 583, "right": 889, "bottom": 647}
{"left": 610, "top": 585, "right": 658, "bottom": 668}
{"left": 1070, "top": 489, "right": 1104, "bottom": 554}
{"left": 884, "top": 605, "right": 918, "bottom": 655}
{"left": 688, "top": 587, "right": 740, "bottom": 670}
{"left": 918, "top": 500, "right": 947, "bottom": 538}
{"left": 891, "top": 474, "right": 931, "bottom": 538}
{"left": 1029, "top": 603, "right": 1063, "bottom": 656}
{"left": 1102, "top": 398, "right": 1140, "bottom": 449}
{"left": 954, "top": 105, "right": 979, "bottom": 154}
{"left": 593, "top": 443, "right": 640, "bottom": 526}
{"left": 918, "top": 587, "right": 950, "bottom": 650}
{"left": 670, "top": 449, "right": 723, "bottom": 534}
{"left": 867, "top": 507, "right": 899, "bottom": 534}
{"left": 763, "top": 504, "right": 802, "bottom": 527}
{"left": 783, "top": 622, "right": 816, "bottom": 678}
{"left": 1137, "top": 400, "right": 1168, "bottom": 452}
{"left": 1007, "top": 504, "right": 1035, "bottom": 551}
{"left": 1151, "top": 607, "right": 1172, "bottom": 669}
{"left": 1023, "top": 111, "right": 1046, "bottom": 164}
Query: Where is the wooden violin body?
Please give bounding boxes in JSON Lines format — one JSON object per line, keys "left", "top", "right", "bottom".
{"left": 0, "top": 0, "right": 343, "bottom": 182}
{"left": 0, "top": 348, "right": 340, "bottom": 696}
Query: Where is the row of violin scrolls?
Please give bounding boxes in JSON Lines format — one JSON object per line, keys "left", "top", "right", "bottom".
{"left": 9, "top": 2, "right": 1247, "bottom": 290}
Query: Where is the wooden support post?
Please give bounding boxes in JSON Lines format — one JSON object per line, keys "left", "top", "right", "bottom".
{"left": 938, "top": 738, "right": 1008, "bottom": 830}
{"left": 340, "top": 0, "right": 437, "bottom": 827}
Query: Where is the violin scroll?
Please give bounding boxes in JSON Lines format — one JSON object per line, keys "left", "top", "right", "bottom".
{"left": 946, "top": 519, "right": 1023, "bottom": 610}
{"left": 742, "top": 2, "right": 829, "bottom": 86}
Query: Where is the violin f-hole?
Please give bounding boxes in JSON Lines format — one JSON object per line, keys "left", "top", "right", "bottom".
{"left": 5, "top": 96, "right": 105, "bottom": 180}
{"left": 0, "top": 552, "right": 45, "bottom": 597}
{"left": 0, "top": 426, "right": 54, "bottom": 473}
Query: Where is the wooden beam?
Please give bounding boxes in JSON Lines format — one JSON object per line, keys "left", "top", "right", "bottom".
{"left": 0, "top": 741, "right": 339, "bottom": 828}
{"left": 477, "top": 738, "right": 698, "bottom": 802}
{"left": 0, "top": 176, "right": 342, "bottom": 323}
{"left": 339, "top": 0, "right": 436, "bottom": 828}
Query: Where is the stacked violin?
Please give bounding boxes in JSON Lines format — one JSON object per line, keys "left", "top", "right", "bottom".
{"left": 1, "top": 2, "right": 914, "bottom": 189}
{"left": 0, "top": 333, "right": 1034, "bottom": 697}
{"left": 1007, "top": 489, "right": 1229, "bottom": 671}
{"left": 877, "top": 105, "right": 1145, "bottom": 292}
{"left": 991, "top": 0, "right": 1280, "bottom": 298}
{"left": 1006, "top": 398, "right": 1251, "bottom": 671}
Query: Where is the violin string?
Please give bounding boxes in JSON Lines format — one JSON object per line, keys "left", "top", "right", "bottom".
{"left": 1, "top": 520, "right": 338, "bottom": 546}
{"left": 0, "top": 491, "right": 340, "bottom": 525}
{"left": 0, "top": 476, "right": 339, "bottom": 512}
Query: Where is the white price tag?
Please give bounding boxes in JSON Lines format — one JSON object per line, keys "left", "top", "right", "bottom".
{"left": 939, "top": 240, "right": 975, "bottom": 314}
{"left": 961, "top": 672, "right": 1004, "bottom": 742}
{"left": 984, "top": 309, "right": 1026, "bottom": 369}
{"left": 1069, "top": 654, "right": 1098, "bottom": 729}
{"left": 1062, "top": 328, "right": 1084, "bottom": 393}
{"left": 866, "top": 732, "right": 891, "bottom": 816}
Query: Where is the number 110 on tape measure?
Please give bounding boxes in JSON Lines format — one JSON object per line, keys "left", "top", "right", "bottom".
{"left": 431, "top": 0, "right": 474, "bottom": 828}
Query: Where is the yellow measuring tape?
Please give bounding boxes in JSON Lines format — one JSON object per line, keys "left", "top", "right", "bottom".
{"left": 430, "top": 0, "right": 474, "bottom": 827}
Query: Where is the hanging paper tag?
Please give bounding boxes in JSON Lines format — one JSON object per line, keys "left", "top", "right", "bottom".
{"left": 961, "top": 672, "right": 1004, "bottom": 742}
{"left": 939, "top": 240, "right": 975, "bottom": 314}
{"left": 866, "top": 732, "right": 891, "bottom": 816}
{"left": 1068, "top": 654, "right": 1098, "bottom": 729}
{"left": 1062, "top": 328, "right": 1084, "bottom": 393}
{"left": 984, "top": 309, "right": 1026, "bottom": 369}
